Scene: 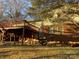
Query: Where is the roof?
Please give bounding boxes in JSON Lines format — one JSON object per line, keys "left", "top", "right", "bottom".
{"left": 0, "top": 18, "right": 79, "bottom": 35}
{"left": 0, "top": 20, "right": 23, "bottom": 29}
{"left": 0, "top": 18, "right": 39, "bottom": 31}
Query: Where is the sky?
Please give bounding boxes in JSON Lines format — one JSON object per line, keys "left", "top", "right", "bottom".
{"left": 0, "top": 0, "right": 32, "bottom": 20}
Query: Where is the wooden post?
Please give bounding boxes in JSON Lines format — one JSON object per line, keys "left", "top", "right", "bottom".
{"left": 10, "top": 33, "right": 11, "bottom": 43}
{"left": 1, "top": 33, "right": 3, "bottom": 43}
{"left": 25, "top": 37, "right": 26, "bottom": 44}
{"left": 22, "top": 37, "right": 24, "bottom": 45}
{"left": 1, "top": 30, "right": 5, "bottom": 43}
{"left": 18, "top": 36, "right": 20, "bottom": 45}
{"left": 0, "top": 34, "right": 1, "bottom": 43}
{"left": 22, "top": 20, "right": 26, "bottom": 45}
{"left": 32, "top": 35, "right": 34, "bottom": 45}
{"left": 14, "top": 34, "right": 15, "bottom": 45}
{"left": 24, "top": 37, "right": 26, "bottom": 45}
{"left": 19, "top": 36, "right": 22, "bottom": 45}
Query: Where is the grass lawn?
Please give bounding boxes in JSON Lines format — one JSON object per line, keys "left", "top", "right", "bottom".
{"left": 0, "top": 46, "right": 79, "bottom": 59}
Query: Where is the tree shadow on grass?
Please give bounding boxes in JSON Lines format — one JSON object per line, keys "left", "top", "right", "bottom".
{"left": 31, "top": 54, "right": 79, "bottom": 59}
{"left": 0, "top": 51, "right": 18, "bottom": 57}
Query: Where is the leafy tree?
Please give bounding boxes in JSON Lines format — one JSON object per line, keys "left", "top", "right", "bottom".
{"left": 29, "top": 0, "right": 79, "bottom": 34}
{"left": 29, "top": 0, "right": 64, "bottom": 21}
{"left": 29, "top": 0, "right": 79, "bottom": 23}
